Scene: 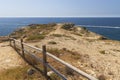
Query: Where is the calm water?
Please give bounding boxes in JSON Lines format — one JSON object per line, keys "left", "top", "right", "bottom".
{"left": 0, "top": 17, "right": 120, "bottom": 41}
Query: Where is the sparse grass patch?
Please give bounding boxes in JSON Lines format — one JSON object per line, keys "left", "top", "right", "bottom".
{"left": 49, "top": 73, "right": 61, "bottom": 80}
{"left": 10, "top": 23, "right": 56, "bottom": 39}
{"left": 112, "top": 49, "right": 120, "bottom": 52}
{"left": 34, "top": 45, "right": 40, "bottom": 48}
{"left": 28, "top": 23, "right": 56, "bottom": 30}
{"left": 27, "top": 34, "right": 45, "bottom": 41}
{"left": 68, "top": 51, "right": 81, "bottom": 60}
{"left": 97, "top": 74, "right": 106, "bottom": 80}
{"left": 73, "top": 33, "right": 82, "bottom": 36}
{"left": 71, "top": 54, "right": 81, "bottom": 60}
{"left": 47, "top": 48, "right": 81, "bottom": 60}
{"left": 51, "top": 34, "right": 76, "bottom": 40}
{"left": 61, "top": 23, "right": 75, "bottom": 30}
{"left": 47, "top": 48, "right": 61, "bottom": 57}
{"left": 52, "top": 34, "right": 63, "bottom": 37}
{"left": 98, "top": 36, "right": 108, "bottom": 40}
{"left": 48, "top": 41, "right": 57, "bottom": 44}
{"left": 65, "top": 67, "right": 74, "bottom": 75}
{"left": 0, "top": 65, "right": 45, "bottom": 80}
{"left": 100, "top": 50, "right": 106, "bottom": 54}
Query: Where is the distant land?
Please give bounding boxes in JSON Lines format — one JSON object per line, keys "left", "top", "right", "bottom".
{"left": 0, "top": 17, "right": 120, "bottom": 41}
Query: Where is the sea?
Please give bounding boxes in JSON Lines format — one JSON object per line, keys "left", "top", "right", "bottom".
{"left": 0, "top": 17, "right": 120, "bottom": 41}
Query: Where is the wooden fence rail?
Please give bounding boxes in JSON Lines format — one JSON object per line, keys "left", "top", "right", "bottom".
{"left": 9, "top": 38, "right": 98, "bottom": 80}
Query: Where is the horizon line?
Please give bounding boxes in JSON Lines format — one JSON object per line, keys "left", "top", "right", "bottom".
{"left": 0, "top": 16, "right": 120, "bottom": 18}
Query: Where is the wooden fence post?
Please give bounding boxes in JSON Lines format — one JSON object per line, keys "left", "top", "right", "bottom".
{"left": 42, "top": 45, "right": 48, "bottom": 79}
{"left": 9, "top": 39, "right": 11, "bottom": 46}
{"left": 21, "top": 39, "right": 24, "bottom": 57}
{"left": 8, "top": 36, "right": 11, "bottom": 46}
{"left": 13, "top": 40, "right": 16, "bottom": 49}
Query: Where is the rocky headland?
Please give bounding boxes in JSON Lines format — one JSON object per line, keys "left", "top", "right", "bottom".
{"left": 0, "top": 23, "right": 120, "bottom": 80}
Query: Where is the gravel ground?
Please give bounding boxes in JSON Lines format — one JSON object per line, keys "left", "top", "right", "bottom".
{"left": 0, "top": 42, "right": 25, "bottom": 72}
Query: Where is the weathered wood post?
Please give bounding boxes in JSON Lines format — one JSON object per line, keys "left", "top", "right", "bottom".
{"left": 13, "top": 40, "right": 16, "bottom": 49}
{"left": 42, "top": 45, "right": 48, "bottom": 79}
{"left": 9, "top": 39, "right": 11, "bottom": 46}
{"left": 21, "top": 38, "right": 24, "bottom": 57}
{"left": 8, "top": 35, "right": 11, "bottom": 46}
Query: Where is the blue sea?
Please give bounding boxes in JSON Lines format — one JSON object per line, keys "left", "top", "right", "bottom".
{"left": 0, "top": 17, "right": 120, "bottom": 41}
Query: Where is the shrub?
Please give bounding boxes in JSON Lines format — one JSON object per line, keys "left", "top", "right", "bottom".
{"left": 98, "top": 36, "right": 108, "bottom": 40}
{"left": 100, "top": 50, "right": 106, "bottom": 54}
{"left": 48, "top": 41, "right": 57, "bottom": 44}
{"left": 62, "top": 23, "right": 75, "bottom": 30}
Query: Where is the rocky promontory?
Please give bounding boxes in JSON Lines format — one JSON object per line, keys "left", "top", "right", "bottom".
{"left": 1, "top": 23, "right": 120, "bottom": 80}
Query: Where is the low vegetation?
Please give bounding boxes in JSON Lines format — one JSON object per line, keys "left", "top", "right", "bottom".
{"left": 10, "top": 23, "right": 56, "bottom": 40}
{"left": 0, "top": 65, "right": 46, "bottom": 80}
{"left": 98, "top": 36, "right": 108, "bottom": 40}
{"left": 47, "top": 48, "right": 61, "bottom": 57}
{"left": 49, "top": 73, "right": 61, "bottom": 80}
{"left": 61, "top": 23, "right": 75, "bottom": 30}
{"left": 51, "top": 34, "right": 63, "bottom": 37}
{"left": 97, "top": 74, "right": 106, "bottom": 80}
{"left": 99, "top": 50, "right": 106, "bottom": 54}
{"left": 48, "top": 41, "right": 57, "bottom": 44}
{"left": 27, "top": 34, "right": 45, "bottom": 41}
{"left": 72, "top": 32, "right": 82, "bottom": 36}
{"left": 47, "top": 48, "right": 81, "bottom": 60}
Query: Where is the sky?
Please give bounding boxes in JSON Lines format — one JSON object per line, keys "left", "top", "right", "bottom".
{"left": 0, "top": 0, "right": 120, "bottom": 17}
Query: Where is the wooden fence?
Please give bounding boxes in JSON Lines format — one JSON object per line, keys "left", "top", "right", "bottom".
{"left": 9, "top": 38, "right": 98, "bottom": 80}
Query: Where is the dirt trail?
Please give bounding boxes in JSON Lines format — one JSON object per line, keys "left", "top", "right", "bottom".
{"left": 0, "top": 42, "right": 25, "bottom": 72}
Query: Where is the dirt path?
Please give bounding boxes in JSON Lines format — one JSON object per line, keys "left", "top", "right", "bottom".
{"left": 0, "top": 42, "right": 25, "bottom": 72}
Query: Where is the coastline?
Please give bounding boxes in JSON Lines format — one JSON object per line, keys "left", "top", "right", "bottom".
{"left": 0, "top": 23, "right": 120, "bottom": 80}
{"left": 0, "top": 17, "right": 120, "bottom": 41}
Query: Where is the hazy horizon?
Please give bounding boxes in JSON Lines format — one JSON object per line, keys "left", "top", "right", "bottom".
{"left": 0, "top": 0, "right": 120, "bottom": 17}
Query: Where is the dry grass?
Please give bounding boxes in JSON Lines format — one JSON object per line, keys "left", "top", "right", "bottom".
{"left": 27, "top": 34, "right": 45, "bottom": 41}
{"left": 99, "top": 50, "right": 106, "bottom": 54}
{"left": 51, "top": 34, "right": 63, "bottom": 37}
{"left": 48, "top": 41, "right": 57, "bottom": 45}
{"left": 10, "top": 23, "right": 56, "bottom": 39}
{"left": 0, "top": 65, "right": 46, "bottom": 80}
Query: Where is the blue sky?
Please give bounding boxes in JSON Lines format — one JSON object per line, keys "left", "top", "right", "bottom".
{"left": 0, "top": 0, "right": 120, "bottom": 17}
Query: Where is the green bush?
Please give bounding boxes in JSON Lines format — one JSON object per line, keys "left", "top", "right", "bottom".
{"left": 62, "top": 23, "right": 75, "bottom": 30}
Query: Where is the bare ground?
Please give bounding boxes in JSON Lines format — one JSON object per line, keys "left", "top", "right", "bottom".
{"left": 0, "top": 42, "right": 25, "bottom": 72}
